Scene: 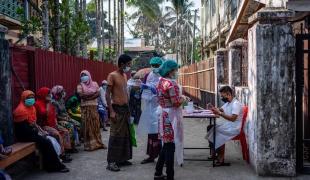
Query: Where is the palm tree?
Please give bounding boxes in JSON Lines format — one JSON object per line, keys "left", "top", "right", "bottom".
{"left": 120, "top": 0, "right": 124, "bottom": 54}
{"left": 62, "top": 0, "right": 71, "bottom": 54}
{"left": 42, "top": 0, "right": 49, "bottom": 50}
{"left": 164, "top": 0, "right": 198, "bottom": 64}
{"left": 96, "top": 0, "right": 103, "bottom": 60}
{"left": 126, "top": 0, "right": 164, "bottom": 48}
{"left": 101, "top": 0, "right": 105, "bottom": 60}
{"left": 118, "top": 0, "right": 121, "bottom": 57}
{"left": 54, "top": 0, "right": 61, "bottom": 52}
{"left": 113, "top": 0, "right": 117, "bottom": 62}
{"left": 81, "top": 0, "right": 88, "bottom": 58}
{"left": 75, "top": 0, "right": 81, "bottom": 56}
{"left": 108, "top": 0, "right": 111, "bottom": 61}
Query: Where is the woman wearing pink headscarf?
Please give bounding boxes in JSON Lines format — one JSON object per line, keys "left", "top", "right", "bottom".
{"left": 77, "top": 70, "right": 105, "bottom": 151}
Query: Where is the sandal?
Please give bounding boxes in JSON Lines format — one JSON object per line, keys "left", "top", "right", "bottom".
{"left": 154, "top": 174, "right": 167, "bottom": 180}
{"left": 60, "top": 154, "right": 73, "bottom": 163}
{"left": 214, "top": 161, "right": 231, "bottom": 167}
{"left": 117, "top": 161, "right": 133, "bottom": 167}
{"left": 106, "top": 162, "right": 120, "bottom": 172}
{"left": 59, "top": 167, "right": 70, "bottom": 173}
{"left": 207, "top": 155, "right": 218, "bottom": 160}
{"left": 141, "top": 158, "right": 155, "bottom": 164}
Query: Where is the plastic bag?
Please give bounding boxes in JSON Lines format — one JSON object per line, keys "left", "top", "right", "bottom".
{"left": 129, "top": 123, "right": 137, "bottom": 147}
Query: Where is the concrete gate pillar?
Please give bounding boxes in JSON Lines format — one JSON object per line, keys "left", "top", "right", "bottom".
{"left": 247, "top": 8, "right": 296, "bottom": 176}
{"left": 228, "top": 38, "right": 248, "bottom": 87}
{"left": 0, "top": 25, "right": 14, "bottom": 146}
{"left": 214, "top": 48, "right": 228, "bottom": 106}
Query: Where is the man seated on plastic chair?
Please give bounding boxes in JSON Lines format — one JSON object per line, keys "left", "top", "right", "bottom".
{"left": 207, "top": 86, "right": 243, "bottom": 166}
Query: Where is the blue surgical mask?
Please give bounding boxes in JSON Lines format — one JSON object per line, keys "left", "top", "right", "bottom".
{"left": 25, "top": 98, "right": 35, "bottom": 106}
{"left": 81, "top": 75, "right": 89, "bottom": 83}
{"left": 172, "top": 72, "right": 179, "bottom": 80}
{"left": 152, "top": 67, "right": 159, "bottom": 72}
{"left": 123, "top": 66, "right": 131, "bottom": 73}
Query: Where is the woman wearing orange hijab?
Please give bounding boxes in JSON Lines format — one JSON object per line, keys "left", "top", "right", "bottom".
{"left": 13, "top": 90, "right": 69, "bottom": 173}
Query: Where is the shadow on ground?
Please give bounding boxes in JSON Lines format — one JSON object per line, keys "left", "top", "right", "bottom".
{"left": 22, "top": 118, "right": 309, "bottom": 180}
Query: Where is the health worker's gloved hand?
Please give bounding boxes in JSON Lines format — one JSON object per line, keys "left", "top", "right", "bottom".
{"left": 140, "top": 83, "right": 149, "bottom": 90}
{"left": 149, "top": 86, "right": 157, "bottom": 94}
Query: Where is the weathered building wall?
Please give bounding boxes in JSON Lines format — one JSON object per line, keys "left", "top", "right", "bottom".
{"left": 235, "top": 86, "right": 250, "bottom": 106}
{"left": 0, "top": 26, "right": 14, "bottom": 146}
{"left": 247, "top": 8, "right": 296, "bottom": 176}
{"left": 215, "top": 48, "right": 228, "bottom": 106}
{"left": 228, "top": 39, "right": 248, "bottom": 87}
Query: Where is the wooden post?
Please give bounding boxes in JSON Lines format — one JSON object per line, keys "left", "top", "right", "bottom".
{"left": 0, "top": 25, "right": 14, "bottom": 146}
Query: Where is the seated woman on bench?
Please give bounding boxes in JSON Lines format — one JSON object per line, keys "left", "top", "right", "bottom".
{"left": 35, "top": 87, "right": 73, "bottom": 162}
{"left": 207, "top": 86, "right": 243, "bottom": 166}
{"left": 13, "top": 90, "right": 69, "bottom": 173}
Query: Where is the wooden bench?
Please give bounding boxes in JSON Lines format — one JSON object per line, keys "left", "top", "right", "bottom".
{"left": 0, "top": 142, "right": 36, "bottom": 169}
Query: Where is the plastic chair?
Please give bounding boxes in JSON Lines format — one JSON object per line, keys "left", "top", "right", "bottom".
{"left": 232, "top": 106, "right": 249, "bottom": 163}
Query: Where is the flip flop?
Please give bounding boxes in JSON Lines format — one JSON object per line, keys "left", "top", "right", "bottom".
{"left": 214, "top": 161, "right": 231, "bottom": 167}
{"left": 207, "top": 155, "right": 218, "bottom": 160}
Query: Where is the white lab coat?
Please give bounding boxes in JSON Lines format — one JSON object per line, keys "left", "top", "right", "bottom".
{"left": 207, "top": 98, "right": 243, "bottom": 149}
{"left": 137, "top": 71, "right": 161, "bottom": 135}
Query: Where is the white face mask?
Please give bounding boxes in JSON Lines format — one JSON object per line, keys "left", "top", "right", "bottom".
{"left": 62, "top": 91, "right": 66, "bottom": 98}
{"left": 123, "top": 66, "right": 131, "bottom": 73}
{"left": 102, "top": 85, "right": 107, "bottom": 89}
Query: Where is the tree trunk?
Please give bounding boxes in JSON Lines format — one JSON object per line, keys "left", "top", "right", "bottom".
{"left": 0, "top": 37, "right": 14, "bottom": 146}
{"left": 54, "top": 0, "right": 61, "bottom": 52}
{"left": 42, "top": 0, "right": 49, "bottom": 50}
{"left": 101, "top": 0, "right": 105, "bottom": 61}
{"left": 191, "top": 9, "right": 198, "bottom": 64}
{"left": 176, "top": 11, "right": 179, "bottom": 64}
{"left": 64, "top": 0, "right": 70, "bottom": 54}
{"left": 108, "top": 0, "right": 111, "bottom": 62}
{"left": 96, "top": 0, "right": 103, "bottom": 60}
{"left": 81, "top": 0, "right": 88, "bottom": 58}
{"left": 113, "top": 0, "right": 117, "bottom": 62}
{"left": 120, "top": 0, "right": 124, "bottom": 54}
{"left": 117, "top": 0, "right": 121, "bottom": 57}
{"left": 75, "top": 0, "right": 81, "bottom": 56}
{"left": 155, "top": 22, "right": 159, "bottom": 51}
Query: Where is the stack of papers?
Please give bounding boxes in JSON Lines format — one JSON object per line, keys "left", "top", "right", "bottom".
{"left": 183, "top": 110, "right": 216, "bottom": 118}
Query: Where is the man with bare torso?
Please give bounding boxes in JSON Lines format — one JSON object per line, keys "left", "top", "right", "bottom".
{"left": 106, "top": 54, "right": 133, "bottom": 172}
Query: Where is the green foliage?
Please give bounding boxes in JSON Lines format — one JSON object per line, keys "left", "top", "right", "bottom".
{"left": 89, "top": 47, "right": 116, "bottom": 61}
{"left": 86, "top": 0, "right": 113, "bottom": 40}
{"left": 16, "top": 7, "right": 42, "bottom": 40}
{"left": 17, "top": 0, "right": 92, "bottom": 55}
{"left": 126, "top": 0, "right": 164, "bottom": 21}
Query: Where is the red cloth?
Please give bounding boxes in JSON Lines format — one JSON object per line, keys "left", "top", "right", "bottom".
{"left": 35, "top": 87, "right": 57, "bottom": 128}
{"left": 13, "top": 90, "right": 37, "bottom": 124}
{"left": 157, "top": 77, "right": 183, "bottom": 108}
{"left": 157, "top": 78, "right": 183, "bottom": 143}
{"left": 232, "top": 106, "right": 249, "bottom": 163}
